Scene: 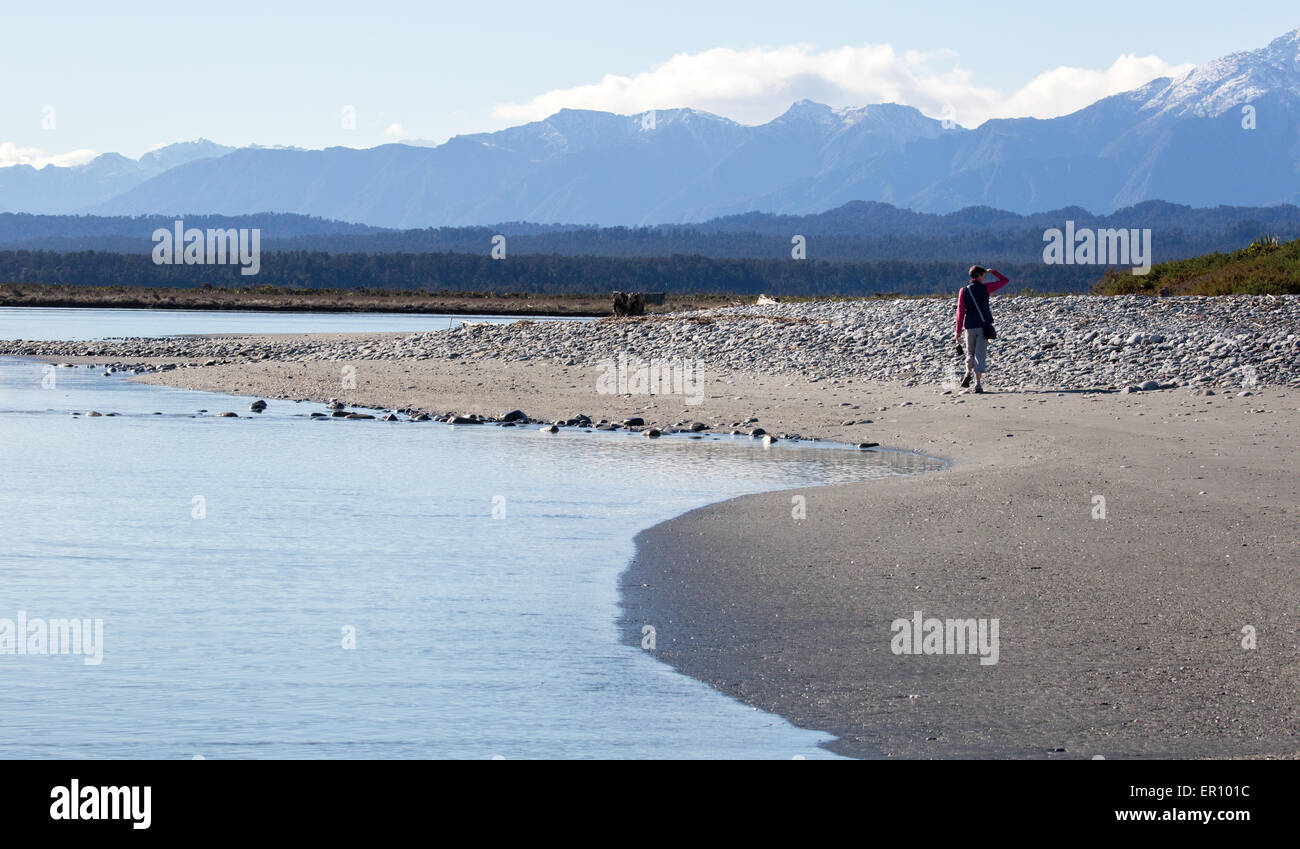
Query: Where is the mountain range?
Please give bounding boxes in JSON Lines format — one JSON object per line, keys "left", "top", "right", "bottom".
{"left": 3, "top": 29, "right": 1299, "bottom": 227}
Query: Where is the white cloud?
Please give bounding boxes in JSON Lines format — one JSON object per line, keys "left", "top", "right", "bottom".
{"left": 493, "top": 43, "right": 1193, "bottom": 128}
{"left": 383, "top": 123, "right": 406, "bottom": 138}
{"left": 997, "top": 54, "right": 1193, "bottom": 118}
{"left": 0, "top": 142, "right": 99, "bottom": 168}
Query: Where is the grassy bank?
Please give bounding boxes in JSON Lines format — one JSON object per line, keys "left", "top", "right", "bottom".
{"left": 1096, "top": 235, "right": 1300, "bottom": 296}
{"left": 0, "top": 284, "right": 736, "bottom": 316}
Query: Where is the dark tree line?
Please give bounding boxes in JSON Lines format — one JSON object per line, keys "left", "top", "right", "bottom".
{"left": 0, "top": 250, "right": 1102, "bottom": 296}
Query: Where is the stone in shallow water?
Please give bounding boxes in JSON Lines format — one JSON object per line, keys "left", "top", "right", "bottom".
{"left": 500, "top": 409, "right": 527, "bottom": 422}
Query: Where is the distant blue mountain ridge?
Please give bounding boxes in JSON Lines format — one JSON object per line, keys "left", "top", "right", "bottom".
{"left": 2, "top": 199, "right": 1296, "bottom": 267}
{"left": 2, "top": 29, "right": 1298, "bottom": 227}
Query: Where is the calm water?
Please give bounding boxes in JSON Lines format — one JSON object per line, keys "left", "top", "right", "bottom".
{"left": 0, "top": 310, "right": 941, "bottom": 759}
{"left": 0, "top": 306, "right": 588, "bottom": 341}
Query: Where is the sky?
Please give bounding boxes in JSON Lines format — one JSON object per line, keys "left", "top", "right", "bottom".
{"left": 2, "top": 1, "right": 1296, "bottom": 167}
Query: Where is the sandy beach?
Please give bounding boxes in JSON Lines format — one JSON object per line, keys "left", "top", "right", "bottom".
{"left": 17, "top": 297, "right": 1299, "bottom": 758}
{"left": 619, "top": 380, "right": 1300, "bottom": 759}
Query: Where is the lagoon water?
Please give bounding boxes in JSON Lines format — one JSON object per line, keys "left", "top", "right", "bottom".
{"left": 0, "top": 310, "right": 940, "bottom": 758}
{"left": 0, "top": 306, "right": 587, "bottom": 342}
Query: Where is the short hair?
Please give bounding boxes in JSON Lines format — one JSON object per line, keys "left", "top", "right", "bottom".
{"left": 969, "top": 265, "right": 987, "bottom": 279}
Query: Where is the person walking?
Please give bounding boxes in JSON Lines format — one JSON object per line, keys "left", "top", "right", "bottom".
{"left": 955, "top": 265, "right": 1009, "bottom": 393}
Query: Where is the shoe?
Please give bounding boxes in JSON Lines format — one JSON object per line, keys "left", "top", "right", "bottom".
{"left": 960, "top": 372, "right": 973, "bottom": 388}
{"left": 973, "top": 384, "right": 984, "bottom": 394}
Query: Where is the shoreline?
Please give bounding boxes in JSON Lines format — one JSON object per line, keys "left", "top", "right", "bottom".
{"left": 10, "top": 296, "right": 1300, "bottom": 758}
{"left": 2, "top": 359, "right": 892, "bottom": 760}
{"left": 618, "top": 384, "right": 1300, "bottom": 759}
{"left": 115, "top": 353, "right": 1299, "bottom": 758}
{"left": 9, "top": 352, "right": 950, "bottom": 757}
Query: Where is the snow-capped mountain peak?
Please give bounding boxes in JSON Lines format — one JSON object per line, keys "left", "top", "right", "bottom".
{"left": 1140, "top": 26, "right": 1300, "bottom": 119}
